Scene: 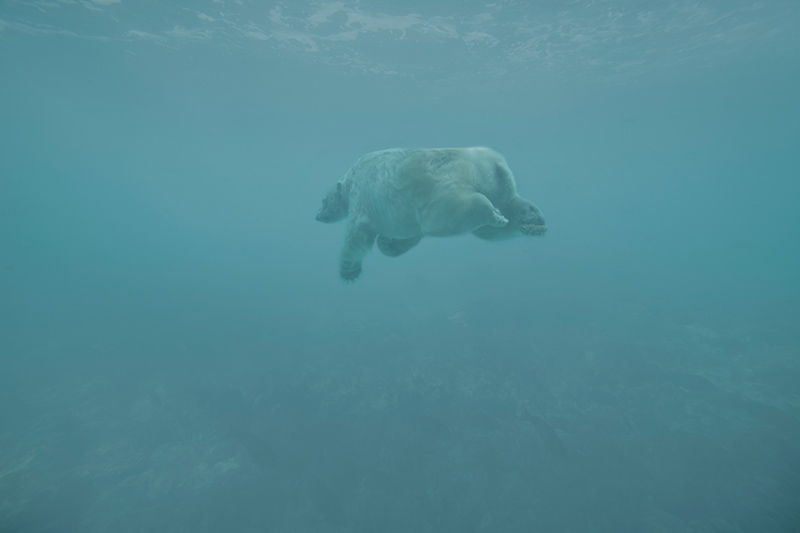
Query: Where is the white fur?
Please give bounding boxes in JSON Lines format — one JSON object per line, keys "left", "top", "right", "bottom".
{"left": 316, "top": 147, "right": 546, "bottom": 281}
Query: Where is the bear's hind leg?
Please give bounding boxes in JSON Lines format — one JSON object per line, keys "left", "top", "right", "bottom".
{"left": 339, "top": 220, "right": 377, "bottom": 282}
{"left": 376, "top": 235, "right": 422, "bottom": 257}
{"left": 420, "top": 193, "right": 508, "bottom": 236}
{"left": 472, "top": 223, "right": 516, "bottom": 241}
{"left": 465, "top": 194, "right": 509, "bottom": 230}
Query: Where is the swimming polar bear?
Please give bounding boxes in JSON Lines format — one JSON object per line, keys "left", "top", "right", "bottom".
{"left": 316, "top": 147, "right": 547, "bottom": 282}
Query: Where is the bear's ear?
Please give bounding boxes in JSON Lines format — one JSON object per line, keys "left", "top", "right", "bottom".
{"left": 336, "top": 181, "right": 344, "bottom": 195}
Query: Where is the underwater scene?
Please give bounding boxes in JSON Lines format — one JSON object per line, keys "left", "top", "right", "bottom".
{"left": 1, "top": 1, "right": 799, "bottom": 531}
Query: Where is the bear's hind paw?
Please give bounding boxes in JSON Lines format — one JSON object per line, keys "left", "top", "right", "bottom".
{"left": 519, "top": 223, "right": 547, "bottom": 236}
{"left": 489, "top": 211, "right": 509, "bottom": 228}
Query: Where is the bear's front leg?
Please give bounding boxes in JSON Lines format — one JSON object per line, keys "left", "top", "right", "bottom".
{"left": 339, "top": 218, "right": 377, "bottom": 282}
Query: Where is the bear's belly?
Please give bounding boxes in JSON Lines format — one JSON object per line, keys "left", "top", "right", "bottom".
{"left": 372, "top": 213, "right": 422, "bottom": 239}
{"left": 367, "top": 201, "right": 422, "bottom": 239}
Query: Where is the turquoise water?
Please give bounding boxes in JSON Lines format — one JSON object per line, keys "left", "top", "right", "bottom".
{"left": 1, "top": 2, "right": 799, "bottom": 531}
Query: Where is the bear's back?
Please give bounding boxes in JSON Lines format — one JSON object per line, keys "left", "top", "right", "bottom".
{"left": 344, "top": 147, "right": 517, "bottom": 238}
{"left": 349, "top": 147, "right": 507, "bottom": 186}
{"left": 346, "top": 149, "right": 423, "bottom": 238}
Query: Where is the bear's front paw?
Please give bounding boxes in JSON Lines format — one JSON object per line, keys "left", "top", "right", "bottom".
{"left": 339, "top": 261, "right": 362, "bottom": 282}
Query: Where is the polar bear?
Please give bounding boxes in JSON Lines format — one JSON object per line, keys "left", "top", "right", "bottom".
{"left": 316, "top": 147, "right": 547, "bottom": 281}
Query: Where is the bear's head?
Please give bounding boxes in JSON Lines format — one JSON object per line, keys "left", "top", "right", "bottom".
{"left": 315, "top": 181, "right": 348, "bottom": 223}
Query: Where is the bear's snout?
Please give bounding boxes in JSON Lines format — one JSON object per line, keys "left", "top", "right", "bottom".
{"left": 315, "top": 206, "right": 334, "bottom": 223}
